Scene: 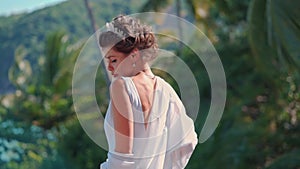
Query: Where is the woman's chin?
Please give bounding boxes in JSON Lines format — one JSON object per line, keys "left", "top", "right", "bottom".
{"left": 112, "top": 72, "right": 119, "bottom": 77}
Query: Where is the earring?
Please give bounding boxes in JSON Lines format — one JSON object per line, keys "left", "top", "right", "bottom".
{"left": 132, "top": 63, "right": 136, "bottom": 67}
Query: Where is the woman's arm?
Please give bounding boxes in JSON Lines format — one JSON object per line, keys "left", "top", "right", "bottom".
{"left": 110, "top": 78, "right": 134, "bottom": 154}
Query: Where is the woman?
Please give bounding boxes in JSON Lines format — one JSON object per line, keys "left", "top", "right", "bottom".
{"left": 99, "top": 15, "right": 198, "bottom": 169}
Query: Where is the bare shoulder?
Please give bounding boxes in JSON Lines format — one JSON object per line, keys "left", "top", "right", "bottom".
{"left": 111, "top": 77, "right": 125, "bottom": 89}
{"left": 110, "top": 77, "right": 131, "bottom": 111}
{"left": 110, "top": 77, "right": 127, "bottom": 95}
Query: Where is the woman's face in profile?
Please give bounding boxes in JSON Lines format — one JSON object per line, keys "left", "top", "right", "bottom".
{"left": 104, "top": 48, "right": 131, "bottom": 77}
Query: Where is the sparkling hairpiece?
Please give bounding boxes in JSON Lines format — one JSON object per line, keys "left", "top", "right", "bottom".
{"left": 105, "top": 22, "right": 126, "bottom": 38}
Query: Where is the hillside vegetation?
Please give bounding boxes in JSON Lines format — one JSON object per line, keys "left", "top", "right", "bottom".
{"left": 0, "top": 0, "right": 142, "bottom": 94}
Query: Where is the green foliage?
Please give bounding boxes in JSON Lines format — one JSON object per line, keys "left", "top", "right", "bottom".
{"left": 0, "top": 120, "right": 61, "bottom": 169}
{"left": 57, "top": 119, "right": 107, "bottom": 169}
{"left": 186, "top": 0, "right": 300, "bottom": 168}
{"left": 0, "top": 0, "right": 145, "bottom": 94}
{"left": 265, "top": 149, "right": 300, "bottom": 169}
{"left": 248, "top": 0, "right": 300, "bottom": 78}
{"left": 1, "top": 31, "right": 85, "bottom": 168}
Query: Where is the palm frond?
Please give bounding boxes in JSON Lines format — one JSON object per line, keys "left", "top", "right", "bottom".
{"left": 248, "top": 0, "right": 300, "bottom": 74}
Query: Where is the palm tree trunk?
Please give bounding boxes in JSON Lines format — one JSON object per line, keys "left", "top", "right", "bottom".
{"left": 83, "top": 0, "right": 98, "bottom": 33}
{"left": 176, "top": 0, "right": 184, "bottom": 56}
{"left": 83, "top": 0, "right": 110, "bottom": 88}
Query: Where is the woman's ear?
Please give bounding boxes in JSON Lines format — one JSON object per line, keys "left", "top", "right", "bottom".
{"left": 130, "top": 48, "right": 140, "bottom": 61}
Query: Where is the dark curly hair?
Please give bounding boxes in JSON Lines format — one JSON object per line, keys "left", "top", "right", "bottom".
{"left": 99, "top": 15, "right": 158, "bottom": 61}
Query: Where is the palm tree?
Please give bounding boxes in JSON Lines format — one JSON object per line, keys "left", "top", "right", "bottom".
{"left": 40, "top": 31, "right": 84, "bottom": 129}
{"left": 247, "top": 1, "right": 300, "bottom": 168}
{"left": 140, "top": 0, "right": 185, "bottom": 54}
{"left": 83, "top": 0, "right": 110, "bottom": 88}
{"left": 140, "top": 0, "right": 213, "bottom": 55}
{"left": 248, "top": 0, "right": 300, "bottom": 75}
{"left": 8, "top": 31, "right": 83, "bottom": 129}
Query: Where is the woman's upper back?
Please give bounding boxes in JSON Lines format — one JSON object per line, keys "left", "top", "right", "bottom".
{"left": 107, "top": 75, "right": 171, "bottom": 155}
{"left": 131, "top": 72, "right": 157, "bottom": 129}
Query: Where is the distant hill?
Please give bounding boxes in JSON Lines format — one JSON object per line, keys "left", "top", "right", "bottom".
{"left": 0, "top": 0, "right": 144, "bottom": 94}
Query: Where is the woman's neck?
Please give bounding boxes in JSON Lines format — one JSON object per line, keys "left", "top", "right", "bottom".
{"left": 133, "top": 64, "right": 155, "bottom": 78}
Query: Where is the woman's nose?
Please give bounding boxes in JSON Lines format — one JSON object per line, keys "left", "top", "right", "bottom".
{"left": 108, "top": 63, "right": 114, "bottom": 71}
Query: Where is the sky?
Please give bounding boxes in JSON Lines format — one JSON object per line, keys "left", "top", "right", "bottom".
{"left": 0, "top": 0, "right": 66, "bottom": 16}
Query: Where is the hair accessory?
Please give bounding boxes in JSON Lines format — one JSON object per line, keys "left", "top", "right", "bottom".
{"left": 105, "top": 22, "right": 126, "bottom": 38}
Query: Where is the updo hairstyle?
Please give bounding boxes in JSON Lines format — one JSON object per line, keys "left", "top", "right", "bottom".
{"left": 99, "top": 15, "right": 158, "bottom": 62}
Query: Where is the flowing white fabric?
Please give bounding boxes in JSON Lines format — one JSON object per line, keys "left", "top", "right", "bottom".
{"left": 100, "top": 76, "right": 198, "bottom": 169}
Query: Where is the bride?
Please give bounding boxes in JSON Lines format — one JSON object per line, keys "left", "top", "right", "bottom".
{"left": 99, "top": 14, "right": 198, "bottom": 169}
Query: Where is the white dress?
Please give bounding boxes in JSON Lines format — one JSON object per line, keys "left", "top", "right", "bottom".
{"left": 100, "top": 76, "right": 198, "bottom": 169}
